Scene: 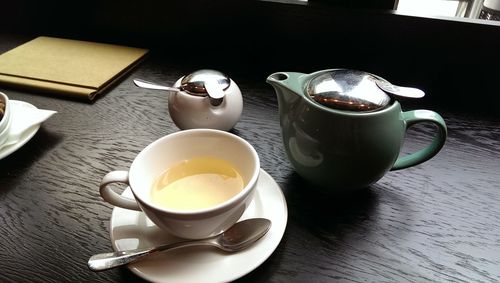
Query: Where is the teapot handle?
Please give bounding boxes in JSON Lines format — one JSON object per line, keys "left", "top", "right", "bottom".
{"left": 391, "top": 110, "right": 447, "bottom": 171}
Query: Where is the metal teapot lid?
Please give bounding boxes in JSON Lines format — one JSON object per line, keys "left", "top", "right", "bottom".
{"left": 306, "top": 69, "right": 391, "bottom": 112}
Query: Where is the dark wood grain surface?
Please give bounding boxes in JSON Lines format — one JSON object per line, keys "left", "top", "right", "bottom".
{"left": 0, "top": 33, "right": 499, "bottom": 283}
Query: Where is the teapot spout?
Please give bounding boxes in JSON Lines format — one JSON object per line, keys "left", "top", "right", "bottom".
{"left": 266, "top": 72, "right": 307, "bottom": 99}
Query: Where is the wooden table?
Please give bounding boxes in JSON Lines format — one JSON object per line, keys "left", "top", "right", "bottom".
{"left": 0, "top": 33, "right": 499, "bottom": 283}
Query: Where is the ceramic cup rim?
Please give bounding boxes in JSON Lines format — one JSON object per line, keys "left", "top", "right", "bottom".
{"left": 128, "top": 128, "right": 260, "bottom": 216}
{"left": 0, "top": 92, "right": 12, "bottom": 140}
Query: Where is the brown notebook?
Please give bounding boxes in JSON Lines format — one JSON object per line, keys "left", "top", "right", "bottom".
{"left": 0, "top": 36, "right": 149, "bottom": 100}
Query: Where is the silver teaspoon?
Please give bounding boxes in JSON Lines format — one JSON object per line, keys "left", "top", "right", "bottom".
{"left": 375, "top": 79, "right": 425, "bottom": 99}
{"left": 88, "top": 218, "right": 272, "bottom": 272}
{"left": 134, "top": 70, "right": 229, "bottom": 100}
{"left": 133, "top": 77, "right": 225, "bottom": 106}
{"left": 133, "top": 78, "right": 180, "bottom": 92}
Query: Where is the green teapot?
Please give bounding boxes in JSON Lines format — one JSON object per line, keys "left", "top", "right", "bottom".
{"left": 266, "top": 69, "right": 447, "bottom": 191}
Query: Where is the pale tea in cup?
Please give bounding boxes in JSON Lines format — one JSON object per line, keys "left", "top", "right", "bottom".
{"left": 151, "top": 157, "right": 244, "bottom": 211}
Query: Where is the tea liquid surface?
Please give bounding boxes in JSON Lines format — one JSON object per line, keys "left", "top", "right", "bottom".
{"left": 151, "top": 157, "right": 244, "bottom": 211}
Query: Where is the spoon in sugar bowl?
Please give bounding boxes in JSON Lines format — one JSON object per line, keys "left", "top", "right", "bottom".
{"left": 88, "top": 218, "right": 271, "bottom": 272}
{"left": 134, "top": 69, "right": 228, "bottom": 106}
{"left": 134, "top": 69, "right": 243, "bottom": 131}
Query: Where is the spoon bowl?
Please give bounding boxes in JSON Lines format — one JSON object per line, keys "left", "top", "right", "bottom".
{"left": 88, "top": 218, "right": 271, "bottom": 272}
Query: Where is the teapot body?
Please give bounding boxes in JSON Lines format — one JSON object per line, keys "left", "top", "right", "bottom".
{"left": 168, "top": 78, "right": 243, "bottom": 131}
{"left": 279, "top": 91, "right": 405, "bottom": 190}
{"left": 267, "top": 69, "right": 447, "bottom": 192}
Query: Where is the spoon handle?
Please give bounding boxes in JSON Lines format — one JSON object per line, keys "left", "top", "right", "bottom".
{"left": 375, "top": 80, "right": 425, "bottom": 98}
{"left": 133, "top": 78, "right": 180, "bottom": 92}
{"left": 88, "top": 239, "right": 213, "bottom": 272}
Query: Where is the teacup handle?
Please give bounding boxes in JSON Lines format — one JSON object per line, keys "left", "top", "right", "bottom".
{"left": 99, "top": 171, "right": 141, "bottom": 211}
{"left": 391, "top": 110, "right": 447, "bottom": 171}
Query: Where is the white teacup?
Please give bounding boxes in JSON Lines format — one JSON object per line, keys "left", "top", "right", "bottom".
{"left": 99, "top": 129, "right": 260, "bottom": 239}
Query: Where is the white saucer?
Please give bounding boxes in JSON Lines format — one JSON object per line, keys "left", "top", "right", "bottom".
{"left": 0, "top": 100, "right": 40, "bottom": 160}
{"left": 110, "top": 168, "right": 288, "bottom": 283}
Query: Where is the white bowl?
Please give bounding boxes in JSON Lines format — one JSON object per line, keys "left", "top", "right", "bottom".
{"left": 0, "top": 92, "right": 12, "bottom": 146}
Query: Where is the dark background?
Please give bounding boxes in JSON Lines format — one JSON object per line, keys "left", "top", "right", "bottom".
{"left": 3, "top": 0, "right": 500, "bottom": 115}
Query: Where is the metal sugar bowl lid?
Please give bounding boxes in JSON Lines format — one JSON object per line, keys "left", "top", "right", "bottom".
{"left": 306, "top": 69, "right": 425, "bottom": 112}
{"left": 180, "top": 69, "right": 230, "bottom": 98}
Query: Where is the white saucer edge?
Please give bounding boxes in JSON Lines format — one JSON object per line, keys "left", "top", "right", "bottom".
{"left": 109, "top": 168, "right": 288, "bottom": 283}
